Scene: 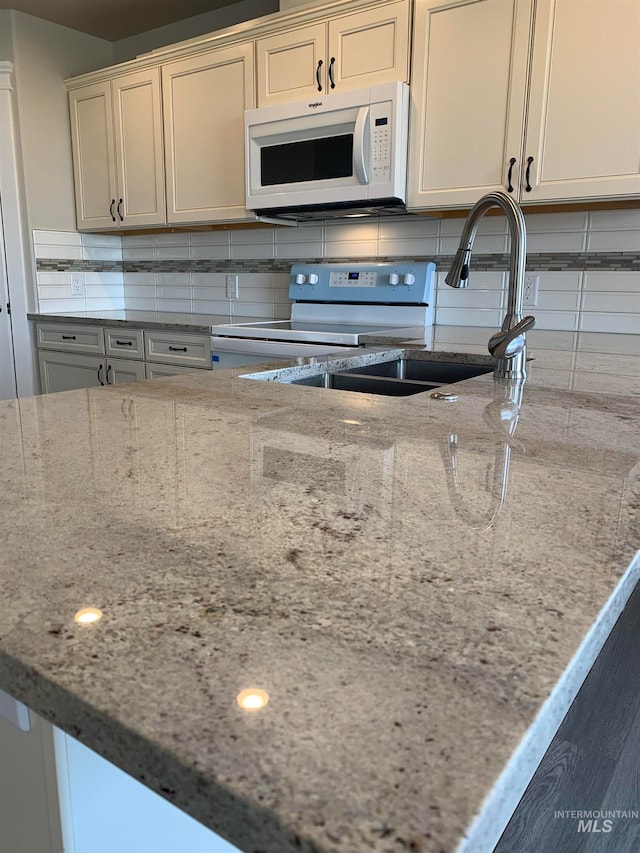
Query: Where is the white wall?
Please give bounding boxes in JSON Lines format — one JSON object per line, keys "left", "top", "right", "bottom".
{"left": 112, "top": 0, "right": 278, "bottom": 63}
{"left": 9, "top": 11, "right": 113, "bottom": 231}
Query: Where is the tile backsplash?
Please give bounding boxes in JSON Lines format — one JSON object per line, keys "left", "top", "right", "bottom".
{"left": 34, "top": 207, "right": 639, "bottom": 332}
{"left": 34, "top": 230, "right": 124, "bottom": 313}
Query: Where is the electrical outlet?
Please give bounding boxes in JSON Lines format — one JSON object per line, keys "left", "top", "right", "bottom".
{"left": 226, "top": 274, "right": 239, "bottom": 300}
{"left": 71, "top": 273, "right": 84, "bottom": 296}
{"left": 523, "top": 275, "right": 539, "bottom": 307}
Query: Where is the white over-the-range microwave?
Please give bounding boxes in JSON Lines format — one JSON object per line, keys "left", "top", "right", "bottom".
{"left": 245, "top": 81, "right": 409, "bottom": 219}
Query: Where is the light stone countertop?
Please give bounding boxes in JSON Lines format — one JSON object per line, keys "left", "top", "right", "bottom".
{"left": 0, "top": 328, "right": 638, "bottom": 852}
{"left": 27, "top": 309, "right": 282, "bottom": 333}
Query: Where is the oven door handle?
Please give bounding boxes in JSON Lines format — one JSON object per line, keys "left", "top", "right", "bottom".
{"left": 353, "top": 106, "right": 370, "bottom": 185}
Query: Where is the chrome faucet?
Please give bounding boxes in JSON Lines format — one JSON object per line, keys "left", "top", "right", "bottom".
{"left": 445, "top": 191, "right": 535, "bottom": 380}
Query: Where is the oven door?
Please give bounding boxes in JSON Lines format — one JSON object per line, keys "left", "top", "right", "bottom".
{"left": 211, "top": 336, "right": 354, "bottom": 370}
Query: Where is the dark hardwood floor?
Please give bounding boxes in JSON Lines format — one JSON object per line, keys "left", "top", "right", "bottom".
{"left": 495, "top": 581, "right": 640, "bottom": 852}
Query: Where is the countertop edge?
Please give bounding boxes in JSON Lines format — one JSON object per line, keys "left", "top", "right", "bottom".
{"left": 460, "top": 548, "right": 640, "bottom": 852}
{"left": 27, "top": 312, "right": 218, "bottom": 334}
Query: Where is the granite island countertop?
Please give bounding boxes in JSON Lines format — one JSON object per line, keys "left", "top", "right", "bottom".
{"left": 0, "top": 327, "right": 638, "bottom": 853}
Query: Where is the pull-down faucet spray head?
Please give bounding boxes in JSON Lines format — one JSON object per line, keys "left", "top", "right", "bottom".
{"left": 444, "top": 248, "right": 472, "bottom": 288}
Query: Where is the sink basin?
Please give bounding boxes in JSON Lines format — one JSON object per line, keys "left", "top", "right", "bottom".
{"left": 341, "top": 358, "right": 493, "bottom": 384}
{"left": 283, "top": 358, "right": 493, "bottom": 397}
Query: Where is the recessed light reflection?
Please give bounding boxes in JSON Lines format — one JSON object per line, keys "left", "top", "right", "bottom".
{"left": 341, "top": 419, "right": 363, "bottom": 425}
{"left": 236, "top": 688, "right": 269, "bottom": 711}
{"left": 74, "top": 607, "right": 103, "bottom": 625}
{"left": 344, "top": 213, "right": 369, "bottom": 218}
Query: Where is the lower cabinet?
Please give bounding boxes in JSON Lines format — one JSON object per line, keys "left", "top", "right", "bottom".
{"left": 0, "top": 694, "right": 239, "bottom": 853}
{"left": 35, "top": 323, "right": 213, "bottom": 394}
{"left": 37, "top": 351, "right": 146, "bottom": 394}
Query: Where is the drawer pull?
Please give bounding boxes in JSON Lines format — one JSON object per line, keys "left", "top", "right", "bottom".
{"left": 62, "top": 335, "right": 76, "bottom": 341}
{"left": 106, "top": 364, "right": 113, "bottom": 384}
{"left": 115, "top": 339, "right": 133, "bottom": 346}
{"left": 168, "top": 346, "right": 187, "bottom": 352}
{"left": 97, "top": 365, "right": 104, "bottom": 386}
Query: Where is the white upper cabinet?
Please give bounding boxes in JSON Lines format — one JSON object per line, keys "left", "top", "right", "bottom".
{"left": 162, "top": 43, "right": 255, "bottom": 224}
{"left": 256, "top": 0, "right": 410, "bottom": 107}
{"left": 69, "top": 69, "right": 165, "bottom": 230}
{"left": 112, "top": 69, "right": 166, "bottom": 226}
{"left": 408, "top": 0, "right": 639, "bottom": 210}
{"left": 407, "top": 0, "right": 533, "bottom": 211}
{"left": 256, "top": 23, "right": 327, "bottom": 107}
{"left": 69, "top": 81, "right": 117, "bottom": 230}
{"left": 522, "top": 0, "right": 640, "bottom": 203}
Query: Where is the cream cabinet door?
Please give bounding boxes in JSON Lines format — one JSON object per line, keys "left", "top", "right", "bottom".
{"left": 256, "top": 23, "right": 327, "bottom": 107}
{"left": 104, "top": 358, "right": 146, "bottom": 385}
{"left": 407, "top": 0, "right": 532, "bottom": 211}
{"left": 68, "top": 82, "right": 118, "bottom": 230}
{"left": 327, "top": 0, "right": 410, "bottom": 93}
{"left": 162, "top": 43, "right": 256, "bottom": 224}
{"left": 522, "top": 0, "right": 640, "bottom": 203}
{"left": 112, "top": 68, "right": 166, "bottom": 227}
{"left": 38, "top": 351, "right": 105, "bottom": 393}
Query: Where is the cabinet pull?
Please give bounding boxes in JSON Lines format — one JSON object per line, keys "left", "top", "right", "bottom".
{"left": 61, "top": 334, "right": 76, "bottom": 341}
{"left": 106, "top": 364, "right": 113, "bottom": 384}
{"left": 525, "top": 156, "right": 534, "bottom": 192}
{"left": 506, "top": 157, "right": 516, "bottom": 193}
{"left": 117, "top": 198, "right": 124, "bottom": 221}
{"left": 168, "top": 346, "right": 187, "bottom": 352}
{"left": 109, "top": 199, "right": 116, "bottom": 222}
{"left": 115, "top": 339, "right": 133, "bottom": 346}
{"left": 97, "top": 365, "right": 104, "bottom": 386}
{"left": 328, "top": 57, "right": 336, "bottom": 89}
{"left": 315, "top": 59, "right": 323, "bottom": 92}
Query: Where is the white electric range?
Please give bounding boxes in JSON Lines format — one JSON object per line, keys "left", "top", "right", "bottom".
{"left": 211, "top": 262, "right": 436, "bottom": 369}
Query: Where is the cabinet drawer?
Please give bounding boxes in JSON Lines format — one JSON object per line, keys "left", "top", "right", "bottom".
{"left": 145, "top": 363, "right": 208, "bottom": 379}
{"left": 104, "top": 327, "right": 144, "bottom": 360}
{"left": 144, "top": 331, "right": 212, "bottom": 369}
{"left": 36, "top": 323, "right": 105, "bottom": 355}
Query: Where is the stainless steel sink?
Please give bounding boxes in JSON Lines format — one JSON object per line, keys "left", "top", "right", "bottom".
{"left": 341, "top": 358, "right": 493, "bottom": 384}
{"left": 285, "top": 358, "right": 493, "bottom": 397}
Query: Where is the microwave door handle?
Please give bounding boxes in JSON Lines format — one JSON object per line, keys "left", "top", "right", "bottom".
{"left": 353, "top": 106, "right": 370, "bottom": 184}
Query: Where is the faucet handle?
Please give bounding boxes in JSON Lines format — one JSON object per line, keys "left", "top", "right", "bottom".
{"left": 488, "top": 316, "right": 536, "bottom": 359}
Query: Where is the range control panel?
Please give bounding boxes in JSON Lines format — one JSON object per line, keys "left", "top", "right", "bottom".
{"left": 289, "top": 262, "right": 435, "bottom": 305}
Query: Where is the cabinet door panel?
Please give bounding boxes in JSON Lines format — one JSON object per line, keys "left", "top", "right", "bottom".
{"left": 38, "top": 351, "right": 104, "bottom": 394}
{"left": 163, "top": 44, "right": 255, "bottom": 224}
{"left": 105, "top": 358, "right": 146, "bottom": 385}
{"left": 407, "top": 0, "right": 532, "bottom": 211}
{"left": 68, "top": 82, "right": 117, "bottom": 230}
{"left": 328, "top": 0, "right": 410, "bottom": 91}
{"left": 257, "top": 24, "right": 327, "bottom": 107}
{"left": 112, "top": 68, "right": 166, "bottom": 227}
{"left": 523, "top": 0, "right": 640, "bottom": 202}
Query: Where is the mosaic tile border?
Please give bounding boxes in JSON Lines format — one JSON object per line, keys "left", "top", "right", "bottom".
{"left": 36, "top": 251, "right": 640, "bottom": 275}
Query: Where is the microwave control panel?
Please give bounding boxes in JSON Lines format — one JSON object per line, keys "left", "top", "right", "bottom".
{"left": 370, "top": 103, "right": 392, "bottom": 184}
